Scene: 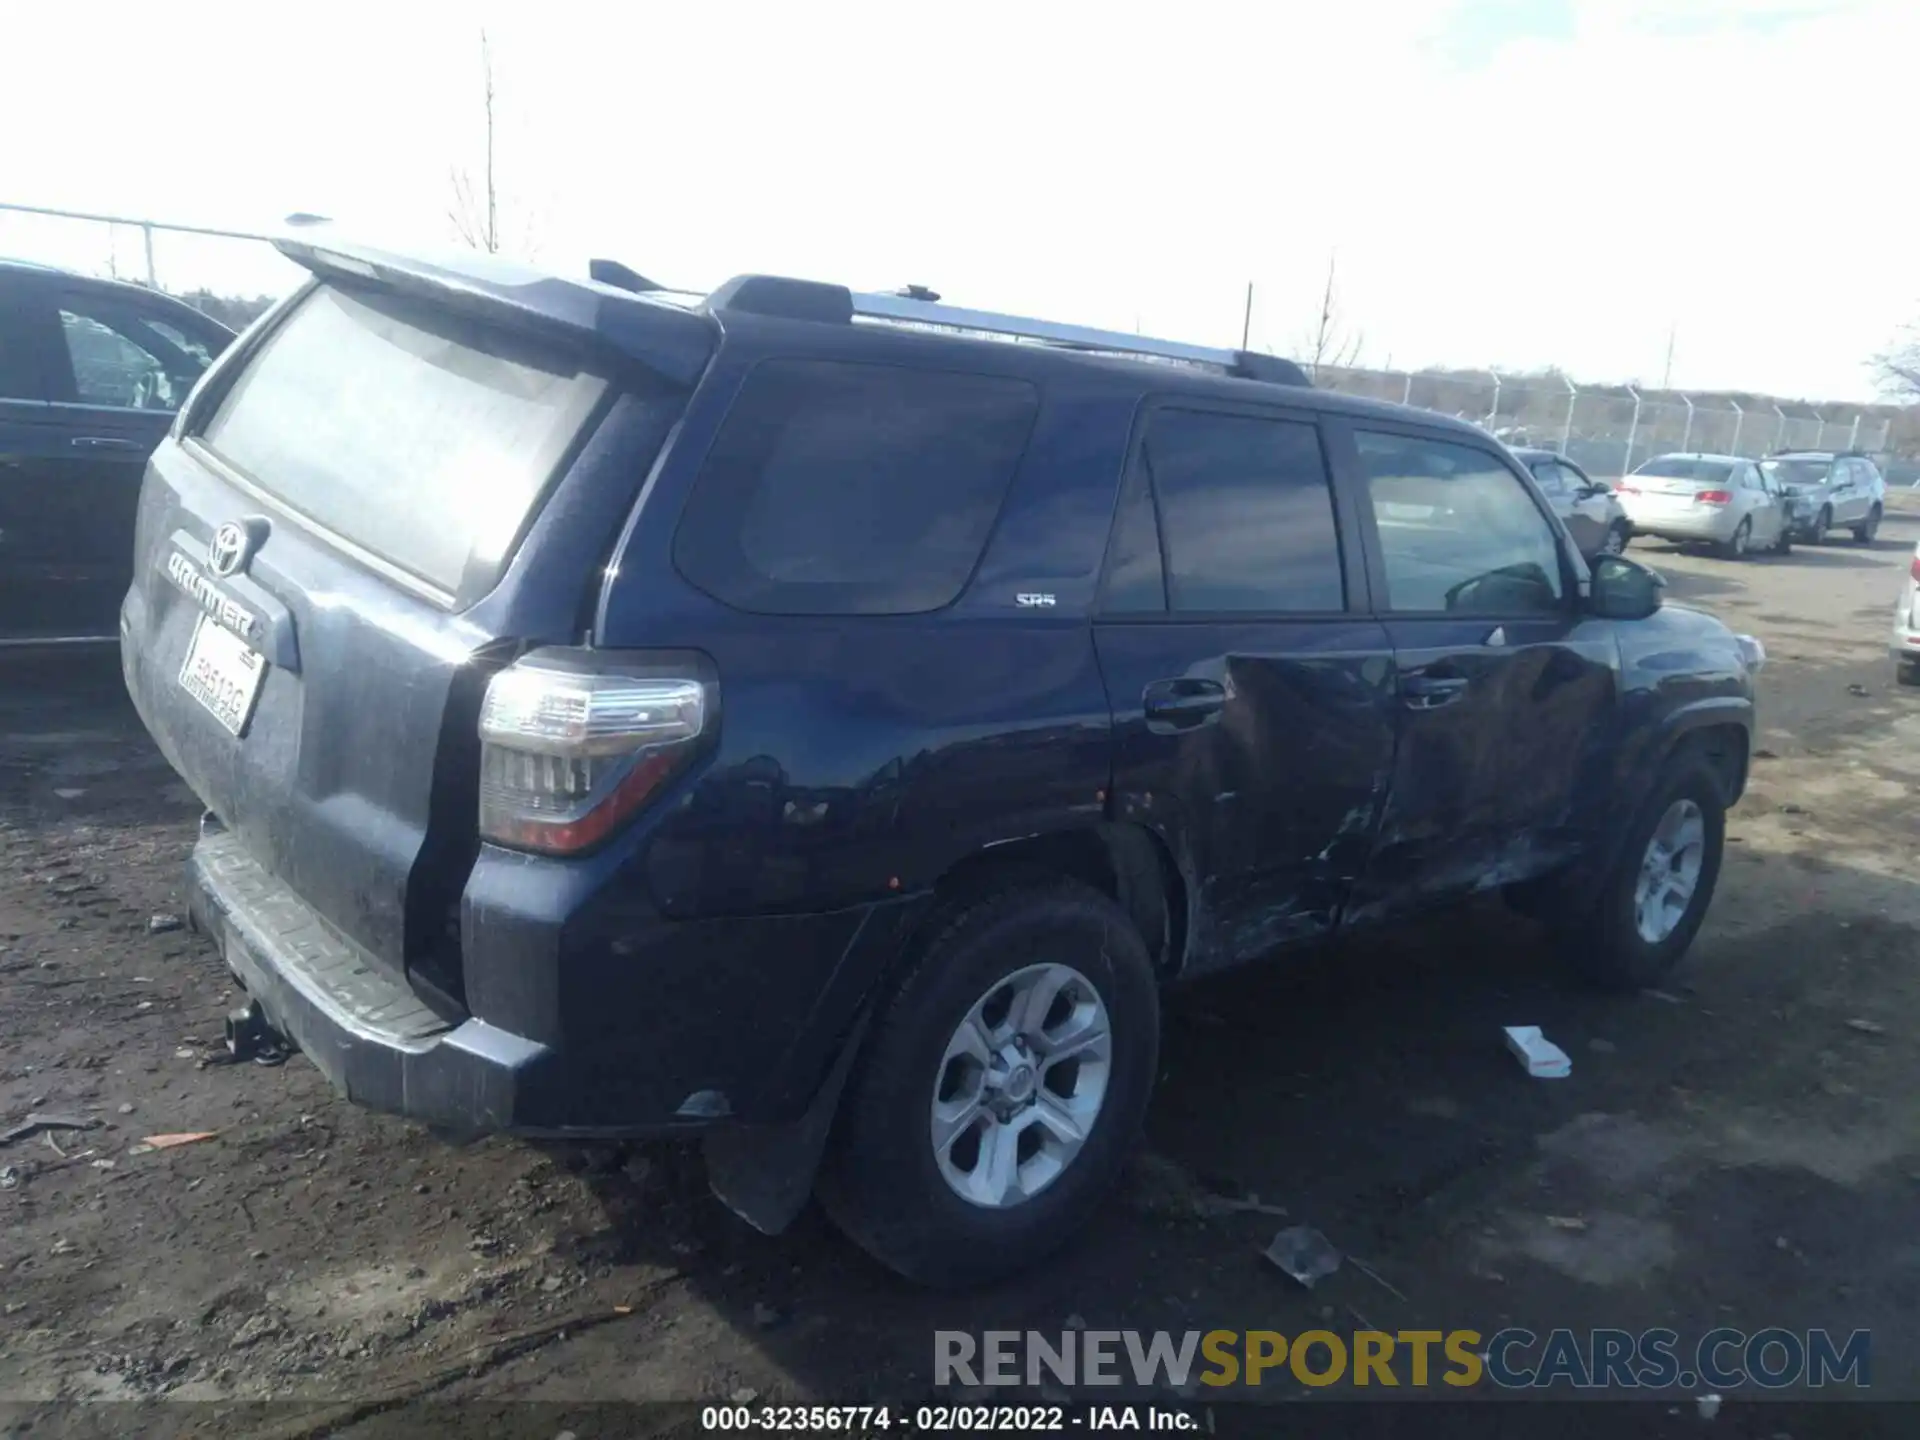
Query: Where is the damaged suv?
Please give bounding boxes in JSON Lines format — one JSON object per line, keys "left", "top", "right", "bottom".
{"left": 122, "top": 238, "right": 1763, "bottom": 1287}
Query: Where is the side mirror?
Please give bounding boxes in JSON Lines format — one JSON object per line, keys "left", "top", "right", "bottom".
{"left": 1588, "top": 554, "right": 1665, "bottom": 621}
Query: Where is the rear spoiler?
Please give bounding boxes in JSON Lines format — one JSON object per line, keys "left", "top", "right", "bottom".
{"left": 275, "top": 236, "right": 716, "bottom": 386}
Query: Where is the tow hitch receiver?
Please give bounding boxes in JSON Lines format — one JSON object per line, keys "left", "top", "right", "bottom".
{"left": 225, "top": 1001, "right": 291, "bottom": 1067}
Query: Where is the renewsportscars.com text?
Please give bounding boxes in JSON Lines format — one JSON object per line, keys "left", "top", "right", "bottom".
{"left": 936, "top": 1327, "right": 1870, "bottom": 1391}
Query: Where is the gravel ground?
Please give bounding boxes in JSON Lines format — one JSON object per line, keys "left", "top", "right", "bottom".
{"left": 3, "top": 503, "right": 1919, "bottom": 1437}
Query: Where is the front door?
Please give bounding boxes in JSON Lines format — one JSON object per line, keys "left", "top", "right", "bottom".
{"left": 1094, "top": 401, "right": 1397, "bottom": 973}
{"left": 1337, "top": 424, "right": 1618, "bottom": 919}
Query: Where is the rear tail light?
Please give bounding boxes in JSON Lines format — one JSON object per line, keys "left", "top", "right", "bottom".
{"left": 1615, "top": 483, "right": 1640, "bottom": 494}
{"left": 478, "top": 649, "right": 711, "bottom": 855}
{"left": 1695, "top": 489, "right": 1732, "bottom": 505}
{"left": 1910, "top": 552, "right": 1920, "bottom": 583}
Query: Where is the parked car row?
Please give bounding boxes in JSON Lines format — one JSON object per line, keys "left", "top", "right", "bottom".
{"left": 1610, "top": 450, "right": 1887, "bottom": 560}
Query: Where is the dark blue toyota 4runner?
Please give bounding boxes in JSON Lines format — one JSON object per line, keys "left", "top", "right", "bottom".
{"left": 121, "top": 238, "right": 1764, "bottom": 1286}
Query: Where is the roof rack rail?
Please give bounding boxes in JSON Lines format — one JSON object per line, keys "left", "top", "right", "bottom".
{"left": 848, "top": 291, "right": 1310, "bottom": 387}
{"left": 589, "top": 258, "right": 667, "bottom": 294}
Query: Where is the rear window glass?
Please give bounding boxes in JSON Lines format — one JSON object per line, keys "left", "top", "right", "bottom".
{"left": 199, "top": 285, "right": 608, "bottom": 595}
{"left": 673, "top": 359, "right": 1039, "bottom": 615}
{"left": 1762, "top": 458, "right": 1833, "bottom": 487}
{"left": 1633, "top": 456, "right": 1733, "bottom": 482}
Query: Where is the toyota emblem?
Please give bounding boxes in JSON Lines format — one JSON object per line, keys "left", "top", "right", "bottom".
{"left": 208, "top": 523, "right": 247, "bottom": 578}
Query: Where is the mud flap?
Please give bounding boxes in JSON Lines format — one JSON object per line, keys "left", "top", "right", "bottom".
{"left": 703, "top": 1007, "right": 872, "bottom": 1236}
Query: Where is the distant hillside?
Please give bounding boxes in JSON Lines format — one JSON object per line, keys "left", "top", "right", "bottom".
{"left": 168, "top": 288, "right": 276, "bottom": 332}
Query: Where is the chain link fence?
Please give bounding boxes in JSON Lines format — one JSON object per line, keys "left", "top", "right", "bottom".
{"left": 1315, "top": 366, "right": 1898, "bottom": 480}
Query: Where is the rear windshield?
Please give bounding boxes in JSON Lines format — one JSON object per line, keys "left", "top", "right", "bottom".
{"left": 673, "top": 359, "right": 1039, "bottom": 615}
{"left": 199, "top": 284, "right": 608, "bottom": 595}
{"left": 1762, "top": 458, "right": 1832, "bottom": 487}
{"left": 1633, "top": 457, "right": 1733, "bottom": 482}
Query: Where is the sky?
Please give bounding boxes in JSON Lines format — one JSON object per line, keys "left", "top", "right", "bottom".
{"left": 3, "top": 0, "right": 1915, "bottom": 402}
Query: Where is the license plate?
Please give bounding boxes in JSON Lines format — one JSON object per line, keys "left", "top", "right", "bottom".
{"left": 178, "top": 616, "right": 268, "bottom": 737}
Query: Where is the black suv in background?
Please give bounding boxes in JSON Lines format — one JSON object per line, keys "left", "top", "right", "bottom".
{"left": 121, "top": 238, "right": 1762, "bottom": 1286}
{"left": 0, "top": 260, "right": 234, "bottom": 644}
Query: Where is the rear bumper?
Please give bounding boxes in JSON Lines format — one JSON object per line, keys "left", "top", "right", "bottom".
{"left": 188, "top": 825, "right": 918, "bottom": 1138}
{"left": 189, "top": 827, "right": 560, "bottom": 1136}
{"left": 1619, "top": 508, "right": 1738, "bottom": 544}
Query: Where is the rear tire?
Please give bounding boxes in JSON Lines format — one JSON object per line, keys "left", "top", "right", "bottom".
{"left": 1720, "top": 518, "right": 1752, "bottom": 560}
{"left": 815, "top": 879, "right": 1159, "bottom": 1288}
{"left": 1814, "top": 506, "right": 1833, "bottom": 542}
{"left": 1898, "top": 658, "right": 1920, "bottom": 688}
{"left": 1771, "top": 525, "right": 1792, "bottom": 556}
{"left": 1555, "top": 757, "right": 1727, "bottom": 992}
{"left": 1853, "top": 505, "right": 1883, "bottom": 544}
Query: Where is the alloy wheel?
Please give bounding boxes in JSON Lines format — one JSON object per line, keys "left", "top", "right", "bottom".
{"left": 930, "top": 963, "right": 1112, "bottom": 1209}
{"left": 1633, "top": 798, "right": 1706, "bottom": 945}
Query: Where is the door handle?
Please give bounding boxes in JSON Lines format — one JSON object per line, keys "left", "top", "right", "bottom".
{"left": 69, "top": 436, "right": 144, "bottom": 452}
{"left": 1143, "top": 678, "right": 1227, "bottom": 730}
{"left": 1400, "top": 671, "right": 1470, "bottom": 710}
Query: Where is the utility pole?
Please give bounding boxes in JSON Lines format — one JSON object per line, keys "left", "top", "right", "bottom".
{"left": 1660, "top": 323, "right": 1677, "bottom": 391}
{"left": 1241, "top": 282, "right": 1254, "bottom": 350}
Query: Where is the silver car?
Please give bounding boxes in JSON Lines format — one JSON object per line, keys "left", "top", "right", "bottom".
{"left": 1617, "top": 453, "right": 1792, "bottom": 558}
{"left": 1512, "top": 447, "right": 1632, "bottom": 558}
{"left": 1762, "top": 451, "right": 1887, "bottom": 544}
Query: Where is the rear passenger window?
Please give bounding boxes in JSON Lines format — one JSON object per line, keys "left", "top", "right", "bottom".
{"left": 1357, "top": 430, "right": 1565, "bottom": 615}
{"left": 1135, "top": 409, "right": 1345, "bottom": 613}
{"left": 674, "top": 360, "right": 1038, "bottom": 616}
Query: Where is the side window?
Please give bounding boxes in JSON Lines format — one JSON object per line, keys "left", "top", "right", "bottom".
{"left": 673, "top": 359, "right": 1039, "bottom": 616}
{"left": 1356, "top": 430, "right": 1566, "bottom": 615}
{"left": 55, "top": 298, "right": 214, "bottom": 411}
{"left": 1528, "top": 462, "right": 1568, "bottom": 497}
{"left": 1136, "top": 408, "right": 1345, "bottom": 613}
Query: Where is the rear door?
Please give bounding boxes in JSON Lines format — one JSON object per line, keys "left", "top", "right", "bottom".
{"left": 1094, "top": 400, "right": 1397, "bottom": 972}
{"left": 121, "top": 276, "right": 697, "bottom": 1004}
{"left": 1338, "top": 424, "right": 1617, "bottom": 914}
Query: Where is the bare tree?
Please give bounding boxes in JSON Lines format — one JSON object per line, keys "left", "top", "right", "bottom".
{"left": 449, "top": 31, "right": 500, "bottom": 253}
{"left": 1295, "top": 253, "right": 1364, "bottom": 380}
{"left": 1874, "top": 326, "right": 1920, "bottom": 402}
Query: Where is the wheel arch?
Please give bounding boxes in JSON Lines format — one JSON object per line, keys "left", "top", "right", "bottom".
{"left": 919, "top": 821, "right": 1190, "bottom": 979}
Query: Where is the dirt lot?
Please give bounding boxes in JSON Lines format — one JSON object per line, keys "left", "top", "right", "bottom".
{"left": 5, "top": 504, "right": 1920, "bottom": 1435}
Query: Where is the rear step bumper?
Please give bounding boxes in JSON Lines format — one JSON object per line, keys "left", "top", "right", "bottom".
{"left": 188, "top": 828, "right": 552, "bottom": 1136}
